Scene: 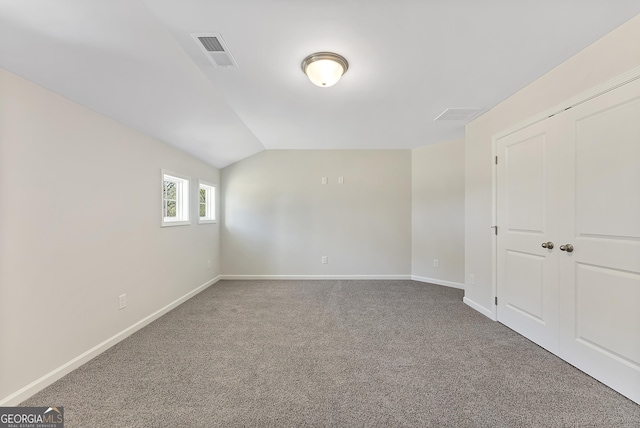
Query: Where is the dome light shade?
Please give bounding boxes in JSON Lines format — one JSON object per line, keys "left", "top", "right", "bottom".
{"left": 301, "top": 52, "right": 349, "bottom": 87}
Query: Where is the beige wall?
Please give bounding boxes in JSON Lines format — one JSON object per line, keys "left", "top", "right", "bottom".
{"left": 464, "top": 14, "right": 640, "bottom": 317}
{"left": 0, "top": 68, "right": 220, "bottom": 404}
{"left": 221, "top": 150, "right": 412, "bottom": 277}
{"left": 411, "top": 140, "right": 464, "bottom": 287}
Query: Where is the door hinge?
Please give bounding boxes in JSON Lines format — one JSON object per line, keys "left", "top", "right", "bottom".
{"left": 491, "top": 225, "right": 498, "bottom": 235}
{"left": 495, "top": 156, "right": 498, "bottom": 165}
{"left": 495, "top": 296, "right": 498, "bottom": 305}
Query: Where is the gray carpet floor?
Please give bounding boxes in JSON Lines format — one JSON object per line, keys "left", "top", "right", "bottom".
{"left": 22, "top": 280, "right": 640, "bottom": 427}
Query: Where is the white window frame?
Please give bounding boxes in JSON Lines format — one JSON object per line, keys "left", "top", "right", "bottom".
{"left": 161, "top": 170, "right": 190, "bottom": 227}
{"left": 198, "top": 180, "right": 217, "bottom": 224}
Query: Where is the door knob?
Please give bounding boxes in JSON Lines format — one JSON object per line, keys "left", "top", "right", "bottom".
{"left": 541, "top": 241, "right": 554, "bottom": 249}
{"left": 559, "top": 244, "right": 574, "bottom": 253}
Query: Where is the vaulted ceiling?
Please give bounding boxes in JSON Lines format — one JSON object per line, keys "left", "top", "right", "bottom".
{"left": 2, "top": 1, "right": 639, "bottom": 168}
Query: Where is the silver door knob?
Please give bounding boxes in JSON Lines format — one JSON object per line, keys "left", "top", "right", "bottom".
{"left": 559, "top": 244, "right": 574, "bottom": 253}
{"left": 541, "top": 241, "right": 554, "bottom": 249}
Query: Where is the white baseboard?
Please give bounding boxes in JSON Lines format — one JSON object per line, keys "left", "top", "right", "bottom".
{"left": 411, "top": 275, "right": 465, "bottom": 290}
{"left": 463, "top": 296, "right": 496, "bottom": 321}
{"left": 0, "top": 276, "right": 221, "bottom": 407}
{"left": 220, "top": 274, "right": 411, "bottom": 280}
{"left": 221, "top": 276, "right": 465, "bottom": 289}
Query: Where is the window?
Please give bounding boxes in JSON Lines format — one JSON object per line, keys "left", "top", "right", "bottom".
{"left": 199, "top": 181, "right": 216, "bottom": 224}
{"left": 162, "top": 170, "right": 190, "bottom": 227}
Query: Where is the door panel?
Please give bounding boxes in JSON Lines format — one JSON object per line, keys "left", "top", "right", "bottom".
{"left": 505, "top": 136, "right": 546, "bottom": 233}
{"left": 574, "top": 96, "right": 640, "bottom": 239}
{"left": 559, "top": 78, "right": 640, "bottom": 403}
{"left": 505, "top": 250, "right": 544, "bottom": 322}
{"left": 497, "top": 121, "right": 561, "bottom": 354}
{"left": 574, "top": 263, "right": 640, "bottom": 367}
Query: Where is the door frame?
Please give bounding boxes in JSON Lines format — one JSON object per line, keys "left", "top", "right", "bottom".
{"left": 490, "top": 65, "right": 640, "bottom": 321}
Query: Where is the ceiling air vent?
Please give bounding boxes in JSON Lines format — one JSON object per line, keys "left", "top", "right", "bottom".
{"left": 191, "top": 33, "right": 238, "bottom": 67}
{"left": 434, "top": 108, "right": 484, "bottom": 122}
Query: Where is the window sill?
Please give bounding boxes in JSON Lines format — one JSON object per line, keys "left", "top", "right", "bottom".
{"left": 198, "top": 219, "right": 217, "bottom": 225}
{"left": 161, "top": 220, "right": 191, "bottom": 227}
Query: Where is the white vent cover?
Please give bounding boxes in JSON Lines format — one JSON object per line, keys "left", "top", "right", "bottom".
{"left": 434, "top": 108, "right": 484, "bottom": 122}
{"left": 191, "top": 33, "right": 238, "bottom": 68}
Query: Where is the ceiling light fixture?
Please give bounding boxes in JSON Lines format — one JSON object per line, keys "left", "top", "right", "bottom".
{"left": 301, "top": 52, "right": 349, "bottom": 87}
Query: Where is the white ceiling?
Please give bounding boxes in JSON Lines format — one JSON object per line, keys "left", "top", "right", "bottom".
{"left": 1, "top": 1, "right": 639, "bottom": 168}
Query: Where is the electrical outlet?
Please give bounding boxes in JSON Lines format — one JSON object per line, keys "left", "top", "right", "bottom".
{"left": 118, "top": 294, "right": 127, "bottom": 310}
{"left": 433, "top": 259, "right": 439, "bottom": 268}
{"left": 470, "top": 274, "right": 475, "bottom": 285}
{"left": 207, "top": 260, "right": 212, "bottom": 269}
{"left": 338, "top": 176, "right": 344, "bottom": 184}
{"left": 322, "top": 256, "right": 328, "bottom": 264}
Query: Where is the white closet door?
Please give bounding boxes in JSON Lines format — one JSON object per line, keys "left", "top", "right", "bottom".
{"left": 558, "top": 77, "right": 640, "bottom": 403}
{"left": 496, "top": 118, "right": 562, "bottom": 354}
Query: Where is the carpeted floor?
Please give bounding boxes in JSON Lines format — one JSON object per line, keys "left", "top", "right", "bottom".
{"left": 21, "top": 280, "right": 640, "bottom": 427}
